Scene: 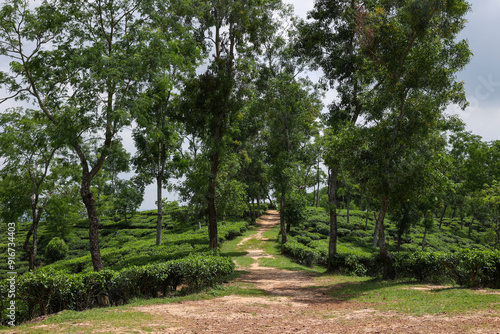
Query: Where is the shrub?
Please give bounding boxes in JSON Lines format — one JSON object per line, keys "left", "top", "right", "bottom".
{"left": 284, "top": 192, "right": 307, "bottom": 227}
{"left": 393, "top": 249, "right": 500, "bottom": 288}
{"left": 393, "top": 251, "right": 447, "bottom": 283}
{"left": 282, "top": 239, "right": 321, "bottom": 266}
{"left": 45, "top": 237, "right": 69, "bottom": 264}
{"left": 314, "top": 223, "right": 330, "bottom": 236}
{"left": 330, "top": 251, "right": 380, "bottom": 276}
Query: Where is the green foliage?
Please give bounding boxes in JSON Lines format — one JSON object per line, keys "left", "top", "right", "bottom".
{"left": 45, "top": 237, "right": 69, "bottom": 264}
{"left": 39, "top": 218, "right": 247, "bottom": 274}
{"left": 393, "top": 249, "right": 500, "bottom": 288}
{"left": 283, "top": 192, "right": 307, "bottom": 227}
{"left": 282, "top": 207, "right": 500, "bottom": 287}
{"left": 282, "top": 237, "right": 322, "bottom": 266}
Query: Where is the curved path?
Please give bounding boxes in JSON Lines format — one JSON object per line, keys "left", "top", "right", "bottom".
{"left": 131, "top": 210, "right": 500, "bottom": 333}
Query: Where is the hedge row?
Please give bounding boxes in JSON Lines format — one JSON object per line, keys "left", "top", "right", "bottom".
{"left": 393, "top": 249, "right": 500, "bottom": 287}
{"left": 281, "top": 238, "right": 500, "bottom": 288}
{"left": 282, "top": 239, "right": 325, "bottom": 266}
{"left": 0, "top": 254, "right": 234, "bottom": 325}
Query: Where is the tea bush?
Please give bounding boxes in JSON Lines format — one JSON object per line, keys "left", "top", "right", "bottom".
{"left": 45, "top": 237, "right": 69, "bottom": 264}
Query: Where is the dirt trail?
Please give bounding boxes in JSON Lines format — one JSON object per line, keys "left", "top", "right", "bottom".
{"left": 131, "top": 210, "right": 500, "bottom": 333}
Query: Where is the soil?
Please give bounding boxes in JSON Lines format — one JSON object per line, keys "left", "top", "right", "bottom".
{"left": 131, "top": 211, "right": 500, "bottom": 334}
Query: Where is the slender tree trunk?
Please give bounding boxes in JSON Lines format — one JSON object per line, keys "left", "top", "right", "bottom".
{"left": 196, "top": 203, "right": 201, "bottom": 230}
{"left": 207, "top": 103, "right": 226, "bottom": 249}
{"left": 372, "top": 211, "right": 379, "bottom": 248}
{"left": 438, "top": 204, "right": 448, "bottom": 229}
{"left": 268, "top": 194, "right": 275, "bottom": 209}
{"left": 327, "top": 167, "right": 339, "bottom": 272}
{"left": 23, "top": 222, "right": 38, "bottom": 272}
{"left": 257, "top": 196, "right": 261, "bottom": 217}
{"left": 208, "top": 153, "right": 219, "bottom": 249}
{"left": 251, "top": 198, "right": 256, "bottom": 222}
{"left": 422, "top": 227, "right": 428, "bottom": 251}
{"left": 81, "top": 181, "right": 104, "bottom": 271}
{"left": 280, "top": 193, "right": 287, "bottom": 245}
{"left": 316, "top": 159, "right": 320, "bottom": 208}
{"left": 207, "top": 133, "right": 222, "bottom": 249}
{"left": 156, "top": 174, "right": 163, "bottom": 246}
{"left": 340, "top": 168, "right": 350, "bottom": 225}
{"left": 377, "top": 194, "right": 395, "bottom": 279}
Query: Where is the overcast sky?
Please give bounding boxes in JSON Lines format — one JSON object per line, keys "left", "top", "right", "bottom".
{"left": 285, "top": 0, "right": 500, "bottom": 142}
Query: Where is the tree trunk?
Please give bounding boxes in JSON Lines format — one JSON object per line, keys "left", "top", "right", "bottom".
{"left": 251, "top": 198, "right": 256, "bottom": 223}
{"left": 156, "top": 174, "right": 163, "bottom": 246}
{"left": 257, "top": 196, "right": 261, "bottom": 217}
{"left": 81, "top": 182, "right": 104, "bottom": 271}
{"left": 23, "top": 221, "right": 38, "bottom": 272}
{"left": 196, "top": 203, "right": 201, "bottom": 230}
{"left": 267, "top": 194, "right": 275, "bottom": 209}
{"left": 372, "top": 211, "right": 379, "bottom": 248}
{"left": 495, "top": 217, "right": 499, "bottom": 250}
{"left": 327, "top": 167, "right": 339, "bottom": 272}
{"left": 438, "top": 204, "right": 448, "bottom": 229}
{"left": 421, "top": 227, "right": 428, "bottom": 251}
{"left": 377, "top": 194, "right": 395, "bottom": 279}
{"left": 207, "top": 105, "right": 225, "bottom": 249}
{"left": 280, "top": 193, "right": 287, "bottom": 245}
{"left": 451, "top": 205, "right": 456, "bottom": 219}
{"left": 316, "top": 159, "right": 320, "bottom": 208}
{"left": 208, "top": 141, "right": 221, "bottom": 249}
{"left": 208, "top": 161, "right": 219, "bottom": 249}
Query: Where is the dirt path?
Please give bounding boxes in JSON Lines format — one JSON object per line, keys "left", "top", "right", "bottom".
{"left": 132, "top": 211, "right": 500, "bottom": 333}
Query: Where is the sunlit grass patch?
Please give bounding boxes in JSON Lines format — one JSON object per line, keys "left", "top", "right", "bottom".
{"left": 325, "top": 278, "right": 500, "bottom": 316}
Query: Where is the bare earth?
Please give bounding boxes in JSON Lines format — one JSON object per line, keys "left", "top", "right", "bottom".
{"left": 130, "top": 210, "right": 500, "bottom": 334}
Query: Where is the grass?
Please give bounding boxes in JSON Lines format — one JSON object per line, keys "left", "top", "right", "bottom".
{"left": 219, "top": 224, "right": 257, "bottom": 268}
{"left": 324, "top": 278, "right": 500, "bottom": 316}
{"left": 259, "top": 224, "right": 323, "bottom": 273}
{"left": 1, "top": 307, "right": 159, "bottom": 334}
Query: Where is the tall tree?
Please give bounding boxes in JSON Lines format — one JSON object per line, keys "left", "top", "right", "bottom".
{"left": 349, "top": 0, "right": 471, "bottom": 278}
{"left": 298, "top": 0, "right": 366, "bottom": 271}
{"left": 133, "top": 80, "right": 184, "bottom": 246}
{"left": 178, "top": 0, "right": 283, "bottom": 249}
{"left": 0, "top": 108, "right": 65, "bottom": 271}
{"left": 264, "top": 73, "right": 322, "bottom": 245}
{"left": 132, "top": 1, "right": 201, "bottom": 245}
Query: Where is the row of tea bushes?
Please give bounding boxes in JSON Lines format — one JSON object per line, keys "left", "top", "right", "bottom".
{"left": 0, "top": 254, "right": 234, "bottom": 325}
